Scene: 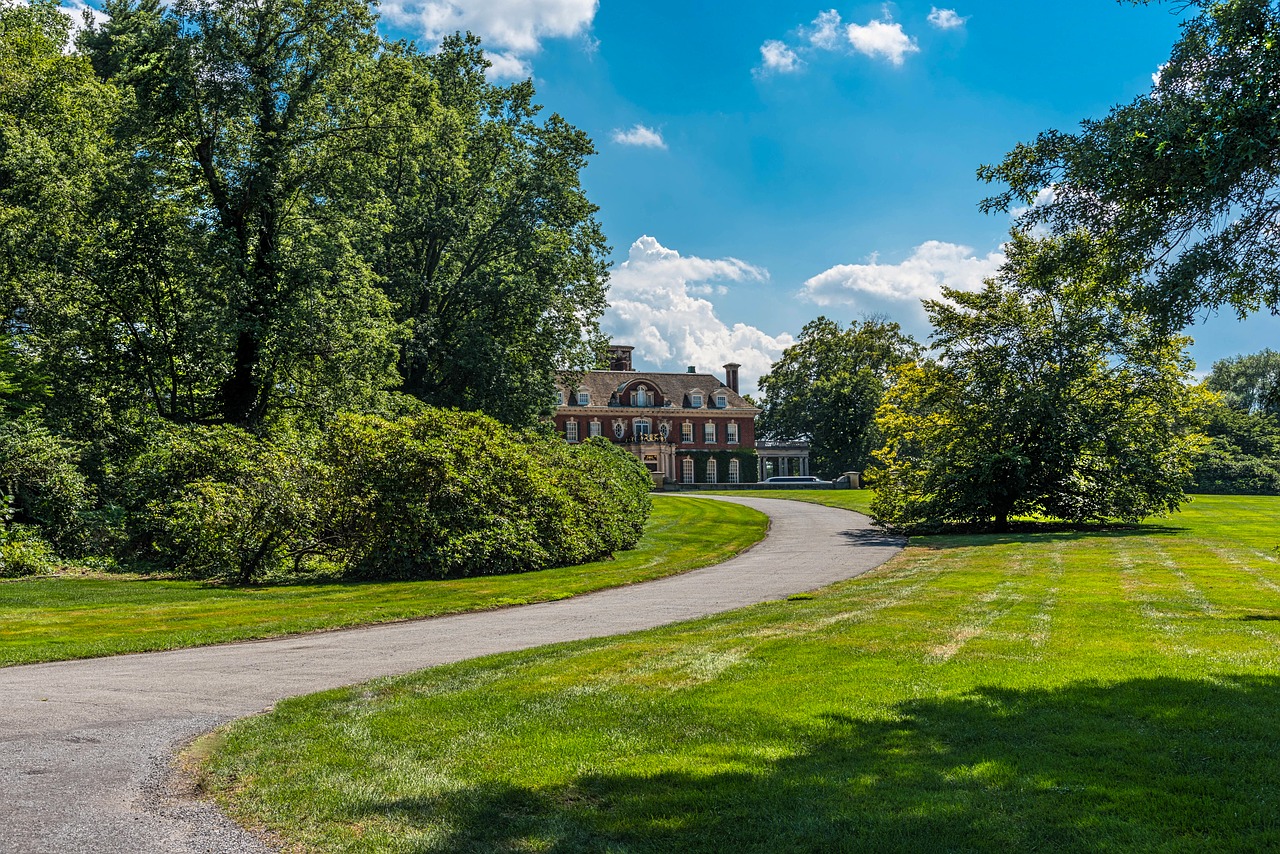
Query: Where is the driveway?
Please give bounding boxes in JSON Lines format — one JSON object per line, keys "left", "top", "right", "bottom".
{"left": 0, "top": 496, "right": 902, "bottom": 854}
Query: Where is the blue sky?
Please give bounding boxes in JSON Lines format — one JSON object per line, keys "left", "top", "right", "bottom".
{"left": 65, "top": 0, "right": 1280, "bottom": 390}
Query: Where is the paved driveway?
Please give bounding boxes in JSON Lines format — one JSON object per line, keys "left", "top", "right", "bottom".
{"left": 0, "top": 496, "right": 902, "bottom": 854}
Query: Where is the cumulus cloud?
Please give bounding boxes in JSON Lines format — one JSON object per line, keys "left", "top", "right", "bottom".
{"left": 604, "top": 236, "right": 794, "bottom": 394}
{"left": 612, "top": 124, "right": 667, "bottom": 149}
{"left": 806, "top": 9, "right": 843, "bottom": 49}
{"left": 756, "top": 39, "right": 802, "bottom": 75}
{"left": 927, "top": 7, "right": 968, "bottom": 30}
{"left": 845, "top": 17, "right": 919, "bottom": 66}
{"left": 380, "top": 0, "right": 597, "bottom": 78}
{"left": 802, "top": 241, "right": 1006, "bottom": 307}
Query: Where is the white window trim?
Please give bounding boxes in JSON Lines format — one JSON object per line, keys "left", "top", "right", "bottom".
{"left": 565, "top": 420, "right": 579, "bottom": 443}
{"left": 727, "top": 422, "right": 739, "bottom": 444}
{"left": 689, "top": 392, "right": 703, "bottom": 408}
{"left": 704, "top": 422, "right": 716, "bottom": 444}
{"left": 681, "top": 459, "right": 694, "bottom": 484}
{"left": 706, "top": 459, "right": 717, "bottom": 484}
{"left": 728, "top": 459, "right": 740, "bottom": 483}
{"left": 715, "top": 394, "right": 728, "bottom": 408}
{"left": 588, "top": 420, "right": 601, "bottom": 437}
{"left": 577, "top": 391, "right": 590, "bottom": 406}
{"left": 681, "top": 422, "right": 693, "bottom": 443}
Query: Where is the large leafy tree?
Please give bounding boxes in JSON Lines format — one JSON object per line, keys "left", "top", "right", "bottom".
{"left": 757, "top": 316, "right": 920, "bottom": 477}
{"left": 373, "top": 35, "right": 609, "bottom": 425}
{"left": 82, "top": 0, "right": 402, "bottom": 427}
{"left": 980, "top": 0, "right": 1280, "bottom": 327}
{"left": 872, "top": 234, "right": 1208, "bottom": 531}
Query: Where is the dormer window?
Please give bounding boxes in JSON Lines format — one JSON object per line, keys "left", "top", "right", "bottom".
{"left": 715, "top": 393, "right": 728, "bottom": 408}
{"left": 690, "top": 393, "right": 703, "bottom": 408}
{"left": 577, "top": 391, "right": 590, "bottom": 406}
{"left": 630, "top": 385, "right": 651, "bottom": 407}
{"left": 557, "top": 390, "right": 565, "bottom": 406}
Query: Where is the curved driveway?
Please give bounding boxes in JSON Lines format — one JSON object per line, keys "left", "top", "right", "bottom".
{"left": 0, "top": 496, "right": 902, "bottom": 854}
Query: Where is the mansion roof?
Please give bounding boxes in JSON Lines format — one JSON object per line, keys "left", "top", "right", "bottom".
{"left": 558, "top": 370, "right": 758, "bottom": 413}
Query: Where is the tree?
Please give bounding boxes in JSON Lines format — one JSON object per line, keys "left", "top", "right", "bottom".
{"left": 1193, "top": 349, "right": 1280, "bottom": 493}
{"left": 980, "top": 0, "right": 1280, "bottom": 328}
{"left": 757, "top": 316, "right": 920, "bottom": 478}
{"left": 872, "top": 233, "right": 1208, "bottom": 531}
{"left": 1205, "top": 349, "right": 1280, "bottom": 417}
{"left": 372, "top": 34, "right": 609, "bottom": 425}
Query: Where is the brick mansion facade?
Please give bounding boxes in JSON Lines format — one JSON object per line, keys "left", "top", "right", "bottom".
{"left": 553, "top": 346, "right": 760, "bottom": 485}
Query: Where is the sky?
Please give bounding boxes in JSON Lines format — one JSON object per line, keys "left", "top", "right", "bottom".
{"left": 62, "top": 0, "right": 1280, "bottom": 392}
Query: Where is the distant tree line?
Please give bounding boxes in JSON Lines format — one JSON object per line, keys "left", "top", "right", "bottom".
{"left": 0, "top": 1, "right": 650, "bottom": 579}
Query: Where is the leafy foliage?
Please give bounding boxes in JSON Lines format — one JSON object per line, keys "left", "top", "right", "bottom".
{"left": 981, "top": 0, "right": 1280, "bottom": 326}
{"left": 1193, "top": 350, "right": 1280, "bottom": 494}
{"left": 872, "top": 234, "right": 1208, "bottom": 531}
{"left": 0, "top": 414, "right": 90, "bottom": 550}
{"left": 758, "top": 317, "right": 920, "bottom": 478}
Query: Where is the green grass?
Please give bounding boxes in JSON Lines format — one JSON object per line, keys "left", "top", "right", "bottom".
{"left": 705, "top": 487, "right": 876, "bottom": 515}
{"left": 198, "top": 494, "right": 1280, "bottom": 853}
{"left": 0, "top": 496, "right": 767, "bottom": 667}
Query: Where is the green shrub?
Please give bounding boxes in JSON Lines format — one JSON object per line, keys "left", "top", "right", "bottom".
{"left": 320, "top": 411, "right": 652, "bottom": 580}
{"left": 0, "top": 414, "right": 90, "bottom": 550}
{"left": 0, "top": 523, "right": 56, "bottom": 577}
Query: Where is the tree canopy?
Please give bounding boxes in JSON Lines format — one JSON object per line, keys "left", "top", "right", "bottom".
{"left": 0, "top": 0, "right": 607, "bottom": 431}
{"left": 872, "top": 234, "right": 1208, "bottom": 531}
{"left": 757, "top": 316, "right": 920, "bottom": 478}
{"left": 980, "top": 0, "right": 1280, "bottom": 328}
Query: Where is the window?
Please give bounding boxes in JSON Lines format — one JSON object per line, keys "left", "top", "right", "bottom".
{"left": 613, "top": 421, "right": 626, "bottom": 439}
{"left": 704, "top": 422, "right": 716, "bottom": 443}
{"left": 728, "top": 459, "right": 740, "bottom": 483}
{"left": 634, "top": 419, "right": 651, "bottom": 439}
{"left": 690, "top": 393, "right": 703, "bottom": 408}
{"left": 588, "top": 421, "right": 601, "bottom": 438}
{"left": 716, "top": 394, "right": 728, "bottom": 408}
{"left": 630, "top": 385, "right": 650, "bottom": 407}
{"left": 682, "top": 459, "right": 694, "bottom": 484}
{"left": 556, "top": 390, "right": 565, "bottom": 405}
{"left": 727, "top": 422, "right": 739, "bottom": 444}
{"left": 659, "top": 422, "right": 670, "bottom": 440}
{"left": 565, "top": 421, "right": 578, "bottom": 442}
{"left": 706, "top": 459, "right": 717, "bottom": 483}
{"left": 681, "top": 422, "right": 693, "bottom": 443}
{"left": 577, "top": 391, "right": 590, "bottom": 406}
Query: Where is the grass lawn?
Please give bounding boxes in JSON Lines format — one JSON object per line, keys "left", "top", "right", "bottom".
{"left": 0, "top": 496, "right": 767, "bottom": 667}
{"left": 197, "top": 494, "right": 1280, "bottom": 853}
{"left": 704, "top": 487, "right": 876, "bottom": 516}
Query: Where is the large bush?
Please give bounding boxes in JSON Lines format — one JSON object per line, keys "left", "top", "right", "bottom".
{"left": 321, "top": 412, "right": 651, "bottom": 580}
{"left": 0, "top": 414, "right": 90, "bottom": 551}
{"left": 100, "top": 409, "right": 652, "bottom": 582}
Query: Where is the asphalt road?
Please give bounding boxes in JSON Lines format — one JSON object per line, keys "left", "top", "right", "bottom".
{"left": 0, "top": 496, "right": 903, "bottom": 854}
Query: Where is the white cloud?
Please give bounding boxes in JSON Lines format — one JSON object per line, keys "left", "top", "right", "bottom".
{"left": 604, "top": 236, "right": 794, "bottom": 394}
{"left": 612, "top": 124, "right": 667, "bottom": 149}
{"left": 807, "top": 9, "right": 843, "bottom": 49}
{"left": 927, "top": 7, "right": 968, "bottom": 30}
{"left": 484, "top": 51, "right": 532, "bottom": 80}
{"left": 757, "top": 39, "right": 802, "bottom": 75}
{"left": 380, "top": 0, "right": 597, "bottom": 77}
{"left": 802, "top": 241, "right": 1006, "bottom": 307}
{"left": 845, "top": 17, "right": 919, "bottom": 66}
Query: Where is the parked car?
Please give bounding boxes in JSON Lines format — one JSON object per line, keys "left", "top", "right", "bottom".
{"left": 763, "top": 475, "right": 831, "bottom": 484}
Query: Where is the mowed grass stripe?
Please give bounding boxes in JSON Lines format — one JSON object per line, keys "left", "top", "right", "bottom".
{"left": 198, "top": 495, "right": 1280, "bottom": 852}
{"left": 0, "top": 496, "right": 768, "bottom": 666}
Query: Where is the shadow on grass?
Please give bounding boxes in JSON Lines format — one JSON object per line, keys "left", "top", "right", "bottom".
{"left": 352, "top": 676, "right": 1280, "bottom": 853}
{"left": 916, "top": 524, "right": 1191, "bottom": 551}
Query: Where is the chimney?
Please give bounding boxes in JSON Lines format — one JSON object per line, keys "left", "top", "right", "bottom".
{"left": 606, "top": 345, "right": 634, "bottom": 372}
{"left": 723, "top": 363, "right": 740, "bottom": 393}
{"left": 687, "top": 366, "right": 696, "bottom": 373}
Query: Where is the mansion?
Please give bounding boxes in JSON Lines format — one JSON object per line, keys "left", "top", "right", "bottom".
{"left": 554, "top": 346, "right": 760, "bottom": 485}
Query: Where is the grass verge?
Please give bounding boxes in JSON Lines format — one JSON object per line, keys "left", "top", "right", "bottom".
{"left": 0, "top": 496, "right": 767, "bottom": 666}
{"left": 198, "top": 494, "right": 1280, "bottom": 852}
